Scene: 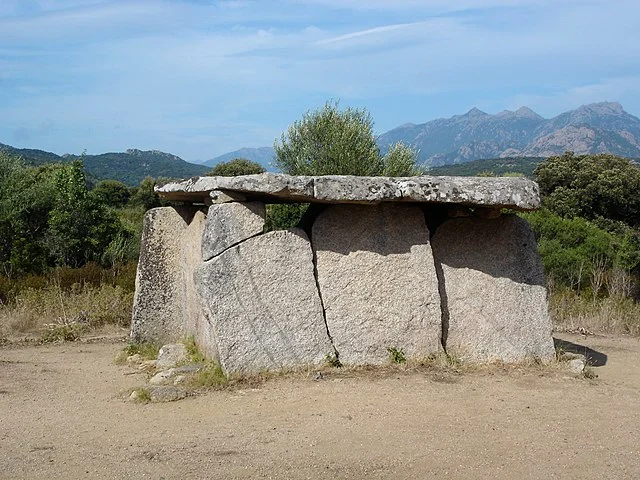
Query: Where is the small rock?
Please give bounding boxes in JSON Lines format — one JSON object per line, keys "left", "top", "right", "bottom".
{"left": 567, "top": 358, "right": 586, "bottom": 374}
{"left": 138, "top": 360, "right": 157, "bottom": 372}
{"left": 156, "top": 344, "right": 189, "bottom": 369}
{"left": 126, "top": 354, "right": 142, "bottom": 366}
{"left": 312, "top": 372, "right": 323, "bottom": 381}
{"left": 148, "top": 386, "right": 188, "bottom": 403}
{"left": 149, "top": 369, "right": 176, "bottom": 385}
{"left": 173, "top": 375, "right": 187, "bottom": 385}
{"left": 149, "top": 364, "right": 203, "bottom": 385}
{"left": 129, "top": 390, "right": 142, "bottom": 401}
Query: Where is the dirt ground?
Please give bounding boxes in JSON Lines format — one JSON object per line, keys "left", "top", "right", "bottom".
{"left": 0, "top": 333, "right": 639, "bottom": 480}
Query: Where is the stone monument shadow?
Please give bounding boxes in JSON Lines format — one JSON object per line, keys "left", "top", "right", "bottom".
{"left": 553, "top": 338, "right": 608, "bottom": 366}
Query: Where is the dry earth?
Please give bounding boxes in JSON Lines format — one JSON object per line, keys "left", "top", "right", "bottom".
{"left": 0, "top": 333, "right": 639, "bottom": 479}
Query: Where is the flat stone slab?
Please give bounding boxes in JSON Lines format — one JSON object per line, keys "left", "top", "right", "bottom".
{"left": 201, "top": 201, "right": 265, "bottom": 261}
{"left": 431, "top": 215, "right": 555, "bottom": 363}
{"left": 195, "top": 228, "right": 333, "bottom": 374}
{"left": 156, "top": 173, "right": 540, "bottom": 210}
{"left": 313, "top": 204, "right": 442, "bottom": 365}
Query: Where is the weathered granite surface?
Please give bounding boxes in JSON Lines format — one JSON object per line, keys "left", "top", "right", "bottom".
{"left": 156, "top": 173, "right": 540, "bottom": 210}
{"left": 131, "top": 206, "right": 206, "bottom": 345}
{"left": 201, "top": 201, "right": 265, "bottom": 261}
{"left": 313, "top": 204, "right": 442, "bottom": 365}
{"left": 431, "top": 215, "right": 555, "bottom": 363}
{"left": 195, "top": 228, "right": 333, "bottom": 374}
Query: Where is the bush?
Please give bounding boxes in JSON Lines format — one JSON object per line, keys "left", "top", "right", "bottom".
{"left": 534, "top": 152, "right": 640, "bottom": 227}
{"left": 206, "top": 158, "right": 265, "bottom": 176}
{"left": 521, "top": 209, "right": 640, "bottom": 292}
{"left": 274, "top": 100, "right": 421, "bottom": 177}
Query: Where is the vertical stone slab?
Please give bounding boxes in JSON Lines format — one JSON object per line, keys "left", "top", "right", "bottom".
{"left": 195, "top": 228, "right": 333, "bottom": 374}
{"left": 130, "top": 206, "right": 207, "bottom": 346}
{"left": 431, "top": 215, "right": 555, "bottom": 363}
{"left": 201, "top": 202, "right": 265, "bottom": 261}
{"left": 312, "top": 204, "right": 442, "bottom": 366}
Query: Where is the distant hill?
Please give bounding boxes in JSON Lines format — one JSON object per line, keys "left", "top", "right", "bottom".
{"left": 377, "top": 102, "right": 640, "bottom": 166}
{"left": 0, "top": 144, "right": 208, "bottom": 186}
{"left": 203, "top": 147, "right": 275, "bottom": 170}
{"left": 427, "top": 157, "right": 544, "bottom": 178}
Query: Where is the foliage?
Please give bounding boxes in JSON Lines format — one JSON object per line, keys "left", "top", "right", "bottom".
{"left": 427, "top": 157, "right": 543, "bottom": 178}
{"left": 128, "top": 176, "right": 164, "bottom": 211}
{"left": 183, "top": 336, "right": 207, "bottom": 363}
{"left": 275, "top": 100, "right": 421, "bottom": 177}
{"left": 264, "top": 203, "right": 310, "bottom": 232}
{"left": 41, "top": 320, "right": 86, "bottom": 343}
{"left": 387, "top": 347, "right": 407, "bottom": 364}
{"left": 382, "top": 143, "right": 423, "bottom": 176}
{"left": 122, "top": 342, "right": 160, "bottom": 361}
{"left": 534, "top": 152, "right": 640, "bottom": 227}
{"left": 47, "top": 160, "right": 121, "bottom": 268}
{"left": 549, "top": 288, "right": 640, "bottom": 336}
{"left": 188, "top": 361, "right": 228, "bottom": 389}
{"left": 91, "top": 180, "right": 131, "bottom": 208}
{"left": 521, "top": 208, "right": 640, "bottom": 292}
{"left": 206, "top": 158, "right": 265, "bottom": 176}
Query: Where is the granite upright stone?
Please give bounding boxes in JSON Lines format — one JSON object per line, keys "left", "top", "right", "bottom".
{"left": 431, "top": 215, "right": 555, "bottom": 363}
{"left": 195, "top": 228, "right": 333, "bottom": 374}
{"left": 131, "top": 206, "right": 206, "bottom": 345}
{"left": 312, "top": 204, "right": 442, "bottom": 365}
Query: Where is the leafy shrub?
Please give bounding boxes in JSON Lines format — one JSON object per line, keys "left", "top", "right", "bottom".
{"left": 206, "top": 158, "right": 265, "bottom": 176}
{"left": 274, "top": 100, "right": 421, "bottom": 177}
{"left": 521, "top": 208, "right": 640, "bottom": 292}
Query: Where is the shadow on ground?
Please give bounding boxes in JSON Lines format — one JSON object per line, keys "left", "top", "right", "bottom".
{"left": 553, "top": 338, "right": 608, "bottom": 366}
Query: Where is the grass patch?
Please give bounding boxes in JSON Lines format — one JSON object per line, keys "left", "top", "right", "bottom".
{"left": 183, "top": 336, "right": 206, "bottom": 363}
{"left": 0, "top": 283, "right": 133, "bottom": 338}
{"left": 130, "top": 387, "right": 151, "bottom": 403}
{"left": 41, "top": 321, "right": 87, "bottom": 343}
{"left": 115, "top": 342, "right": 160, "bottom": 364}
{"left": 550, "top": 289, "right": 640, "bottom": 336}
{"left": 187, "top": 361, "right": 228, "bottom": 390}
{"left": 387, "top": 347, "right": 407, "bottom": 364}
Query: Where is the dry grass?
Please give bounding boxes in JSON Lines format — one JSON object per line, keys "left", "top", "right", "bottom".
{"left": 0, "top": 283, "right": 133, "bottom": 340}
{"left": 549, "top": 289, "right": 640, "bottom": 336}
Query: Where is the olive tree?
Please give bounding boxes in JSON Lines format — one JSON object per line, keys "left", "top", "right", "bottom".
{"left": 206, "top": 158, "right": 265, "bottom": 176}
{"left": 274, "top": 100, "right": 420, "bottom": 177}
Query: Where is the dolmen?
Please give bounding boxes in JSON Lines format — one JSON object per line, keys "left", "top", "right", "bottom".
{"left": 131, "top": 173, "right": 555, "bottom": 375}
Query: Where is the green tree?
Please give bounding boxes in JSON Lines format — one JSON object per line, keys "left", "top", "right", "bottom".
{"left": 91, "top": 179, "right": 131, "bottom": 208}
{"left": 206, "top": 158, "right": 265, "bottom": 176}
{"left": 275, "top": 100, "right": 420, "bottom": 177}
{"left": 382, "top": 142, "right": 423, "bottom": 176}
{"left": 534, "top": 152, "right": 640, "bottom": 227}
{"left": 46, "top": 160, "right": 121, "bottom": 267}
{"left": 128, "top": 176, "right": 163, "bottom": 211}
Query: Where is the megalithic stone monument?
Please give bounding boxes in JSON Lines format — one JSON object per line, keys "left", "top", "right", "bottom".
{"left": 131, "top": 173, "right": 555, "bottom": 374}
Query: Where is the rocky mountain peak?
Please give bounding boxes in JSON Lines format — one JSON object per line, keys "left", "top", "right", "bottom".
{"left": 464, "top": 107, "right": 488, "bottom": 117}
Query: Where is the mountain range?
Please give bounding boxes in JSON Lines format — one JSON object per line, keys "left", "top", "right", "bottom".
{"left": 3, "top": 101, "right": 639, "bottom": 183}
{"left": 0, "top": 145, "right": 208, "bottom": 186}
{"left": 202, "top": 101, "right": 640, "bottom": 168}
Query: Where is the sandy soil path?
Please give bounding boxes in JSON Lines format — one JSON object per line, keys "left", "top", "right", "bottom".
{"left": 1, "top": 333, "right": 639, "bottom": 479}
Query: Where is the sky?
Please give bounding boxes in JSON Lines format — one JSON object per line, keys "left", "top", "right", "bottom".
{"left": 1, "top": 0, "right": 639, "bottom": 162}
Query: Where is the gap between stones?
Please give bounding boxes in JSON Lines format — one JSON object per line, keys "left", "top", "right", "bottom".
{"left": 433, "top": 256, "right": 450, "bottom": 353}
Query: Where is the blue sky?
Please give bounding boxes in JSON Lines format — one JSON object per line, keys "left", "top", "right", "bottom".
{"left": 1, "top": 0, "right": 639, "bottom": 162}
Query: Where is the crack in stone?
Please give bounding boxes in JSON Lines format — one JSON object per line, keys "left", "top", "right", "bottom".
{"left": 310, "top": 243, "right": 340, "bottom": 363}
{"left": 201, "top": 231, "right": 264, "bottom": 263}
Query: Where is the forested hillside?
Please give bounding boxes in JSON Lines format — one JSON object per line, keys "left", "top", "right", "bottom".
{"left": 0, "top": 144, "right": 208, "bottom": 186}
